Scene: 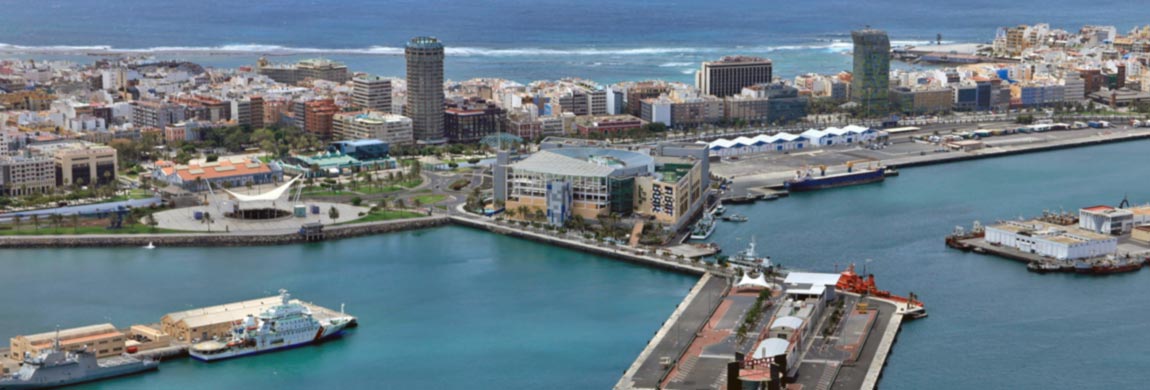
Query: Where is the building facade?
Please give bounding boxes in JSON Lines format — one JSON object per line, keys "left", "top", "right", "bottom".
{"left": 444, "top": 99, "right": 504, "bottom": 143}
{"left": 352, "top": 75, "right": 393, "bottom": 112}
{"left": 10, "top": 324, "right": 125, "bottom": 360}
{"left": 257, "top": 58, "right": 349, "bottom": 85}
{"left": 696, "top": 56, "right": 774, "bottom": 97}
{"left": 985, "top": 220, "right": 1117, "bottom": 260}
{"left": 404, "top": 37, "right": 446, "bottom": 144}
{"left": 333, "top": 111, "right": 414, "bottom": 146}
{"left": 851, "top": 29, "right": 892, "bottom": 116}
{"left": 0, "top": 155, "right": 55, "bottom": 196}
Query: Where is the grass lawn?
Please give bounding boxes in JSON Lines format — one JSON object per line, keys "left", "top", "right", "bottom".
{"left": 357, "top": 178, "right": 423, "bottom": 194}
{"left": 336, "top": 209, "right": 425, "bottom": 225}
{"left": 110, "top": 189, "right": 154, "bottom": 202}
{"left": 412, "top": 194, "right": 447, "bottom": 205}
{"left": 0, "top": 223, "right": 188, "bottom": 236}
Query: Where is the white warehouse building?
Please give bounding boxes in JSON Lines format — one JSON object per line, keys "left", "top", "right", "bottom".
{"left": 705, "top": 124, "right": 879, "bottom": 156}
{"left": 985, "top": 220, "right": 1117, "bottom": 260}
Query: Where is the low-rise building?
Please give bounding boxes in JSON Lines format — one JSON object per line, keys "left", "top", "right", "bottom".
{"left": 1079, "top": 205, "right": 1134, "bottom": 235}
{"left": 160, "top": 295, "right": 287, "bottom": 343}
{"left": 10, "top": 324, "right": 125, "bottom": 360}
{"left": 444, "top": 98, "right": 504, "bottom": 143}
{"left": 152, "top": 157, "right": 283, "bottom": 191}
{"left": 985, "top": 219, "right": 1117, "bottom": 260}
{"left": 574, "top": 115, "right": 646, "bottom": 135}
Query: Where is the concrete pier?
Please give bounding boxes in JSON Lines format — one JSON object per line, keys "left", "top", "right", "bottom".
{"left": 614, "top": 273, "right": 728, "bottom": 390}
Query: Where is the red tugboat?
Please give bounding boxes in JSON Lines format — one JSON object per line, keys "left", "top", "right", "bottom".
{"left": 836, "top": 264, "right": 927, "bottom": 319}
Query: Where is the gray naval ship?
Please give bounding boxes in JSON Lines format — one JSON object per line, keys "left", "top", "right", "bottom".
{"left": 0, "top": 335, "right": 158, "bottom": 389}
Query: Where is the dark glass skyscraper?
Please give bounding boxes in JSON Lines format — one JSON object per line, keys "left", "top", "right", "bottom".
{"left": 405, "top": 36, "right": 446, "bottom": 144}
{"left": 851, "top": 29, "right": 891, "bottom": 117}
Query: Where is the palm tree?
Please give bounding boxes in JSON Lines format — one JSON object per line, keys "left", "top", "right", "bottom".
{"left": 29, "top": 215, "right": 39, "bottom": 231}
{"left": 51, "top": 214, "right": 62, "bottom": 233}
{"left": 70, "top": 214, "right": 79, "bottom": 234}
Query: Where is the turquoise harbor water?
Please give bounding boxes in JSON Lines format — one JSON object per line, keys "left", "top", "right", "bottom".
{"left": 0, "top": 227, "right": 698, "bottom": 389}
{"left": 709, "top": 139, "right": 1150, "bottom": 389}
{"left": 3, "top": 140, "right": 1150, "bottom": 388}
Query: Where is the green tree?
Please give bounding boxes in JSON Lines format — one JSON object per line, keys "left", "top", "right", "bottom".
{"left": 328, "top": 206, "right": 340, "bottom": 221}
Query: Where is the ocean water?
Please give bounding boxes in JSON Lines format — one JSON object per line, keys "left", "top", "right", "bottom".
{"left": 709, "top": 139, "right": 1150, "bottom": 389}
{"left": 0, "top": 226, "right": 698, "bottom": 389}
{"left": 2, "top": 0, "right": 1149, "bottom": 83}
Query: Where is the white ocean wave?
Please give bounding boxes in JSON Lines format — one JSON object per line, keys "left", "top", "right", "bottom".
{"left": 659, "top": 62, "right": 694, "bottom": 67}
{"left": 0, "top": 41, "right": 963, "bottom": 57}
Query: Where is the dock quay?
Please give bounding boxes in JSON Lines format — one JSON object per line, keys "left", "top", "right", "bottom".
{"left": 0, "top": 292, "right": 355, "bottom": 378}
{"left": 449, "top": 215, "right": 735, "bottom": 277}
{"left": 718, "top": 127, "right": 1150, "bottom": 197}
{"left": 614, "top": 273, "right": 729, "bottom": 390}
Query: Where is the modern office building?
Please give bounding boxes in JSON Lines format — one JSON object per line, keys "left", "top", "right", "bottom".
{"left": 352, "top": 75, "right": 393, "bottom": 112}
{"left": 497, "top": 143, "right": 707, "bottom": 229}
{"left": 444, "top": 98, "right": 505, "bottom": 143}
{"left": 0, "top": 155, "right": 55, "bottom": 196}
{"left": 696, "top": 56, "right": 774, "bottom": 97}
{"left": 851, "top": 28, "right": 891, "bottom": 116}
{"left": 27, "top": 140, "right": 118, "bottom": 187}
{"left": 404, "top": 36, "right": 446, "bottom": 144}
{"left": 333, "top": 111, "right": 414, "bottom": 146}
{"left": 257, "top": 57, "right": 349, "bottom": 85}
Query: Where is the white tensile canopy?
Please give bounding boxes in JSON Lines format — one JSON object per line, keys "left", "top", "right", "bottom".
{"left": 220, "top": 176, "right": 301, "bottom": 203}
{"left": 736, "top": 273, "right": 772, "bottom": 289}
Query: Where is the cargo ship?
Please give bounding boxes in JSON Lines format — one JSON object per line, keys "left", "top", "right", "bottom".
{"left": 189, "top": 289, "right": 355, "bottom": 362}
{"left": 0, "top": 335, "right": 158, "bottom": 389}
{"left": 784, "top": 166, "right": 887, "bottom": 192}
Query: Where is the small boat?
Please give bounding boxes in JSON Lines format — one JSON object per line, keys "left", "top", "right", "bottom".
{"left": 711, "top": 202, "right": 727, "bottom": 216}
{"left": 729, "top": 236, "right": 771, "bottom": 270}
{"left": 1026, "top": 261, "right": 1060, "bottom": 274}
{"left": 722, "top": 214, "right": 748, "bottom": 222}
{"left": 689, "top": 214, "right": 716, "bottom": 241}
{"left": 144, "top": 242, "right": 156, "bottom": 249}
{"left": 1073, "top": 260, "right": 1093, "bottom": 274}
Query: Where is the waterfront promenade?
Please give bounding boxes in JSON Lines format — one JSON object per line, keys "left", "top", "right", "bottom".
{"left": 718, "top": 126, "right": 1150, "bottom": 196}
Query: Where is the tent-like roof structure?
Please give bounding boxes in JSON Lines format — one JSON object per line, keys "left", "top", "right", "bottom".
{"left": 220, "top": 176, "right": 301, "bottom": 202}
{"left": 737, "top": 273, "right": 772, "bottom": 289}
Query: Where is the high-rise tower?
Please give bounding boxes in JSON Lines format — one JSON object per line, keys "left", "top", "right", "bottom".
{"left": 851, "top": 28, "right": 891, "bottom": 117}
{"left": 405, "top": 36, "right": 446, "bottom": 144}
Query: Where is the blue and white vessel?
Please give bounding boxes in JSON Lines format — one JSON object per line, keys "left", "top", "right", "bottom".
{"left": 189, "top": 289, "right": 354, "bottom": 362}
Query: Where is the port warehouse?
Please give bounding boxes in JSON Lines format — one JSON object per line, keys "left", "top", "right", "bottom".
{"left": 2, "top": 294, "right": 343, "bottom": 375}
{"left": 704, "top": 125, "right": 882, "bottom": 156}
{"left": 984, "top": 204, "right": 1150, "bottom": 260}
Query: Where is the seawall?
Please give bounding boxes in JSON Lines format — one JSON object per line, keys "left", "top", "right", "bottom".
{"left": 0, "top": 216, "right": 449, "bottom": 249}
{"left": 448, "top": 216, "right": 720, "bottom": 276}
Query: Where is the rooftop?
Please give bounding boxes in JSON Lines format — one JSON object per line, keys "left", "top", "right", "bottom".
{"left": 511, "top": 147, "right": 653, "bottom": 178}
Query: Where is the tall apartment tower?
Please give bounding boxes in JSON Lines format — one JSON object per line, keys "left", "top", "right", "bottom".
{"left": 404, "top": 36, "right": 446, "bottom": 144}
{"left": 851, "top": 28, "right": 891, "bottom": 117}
{"left": 352, "top": 75, "right": 393, "bottom": 112}
{"left": 696, "top": 56, "right": 773, "bottom": 97}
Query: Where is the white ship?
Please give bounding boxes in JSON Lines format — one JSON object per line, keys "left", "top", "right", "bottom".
{"left": 689, "top": 214, "right": 716, "bottom": 241}
{"left": 189, "top": 289, "right": 354, "bottom": 362}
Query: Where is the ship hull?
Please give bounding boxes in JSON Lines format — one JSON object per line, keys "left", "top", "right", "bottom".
{"left": 0, "top": 362, "right": 156, "bottom": 390}
{"left": 785, "top": 169, "right": 886, "bottom": 192}
{"left": 190, "top": 326, "right": 349, "bottom": 363}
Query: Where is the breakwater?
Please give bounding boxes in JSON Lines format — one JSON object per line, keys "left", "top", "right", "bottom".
{"left": 0, "top": 216, "right": 449, "bottom": 249}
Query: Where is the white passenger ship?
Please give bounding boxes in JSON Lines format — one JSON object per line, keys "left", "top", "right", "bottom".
{"left": 189, "top": 289, "right": 354, "bottom": 362}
